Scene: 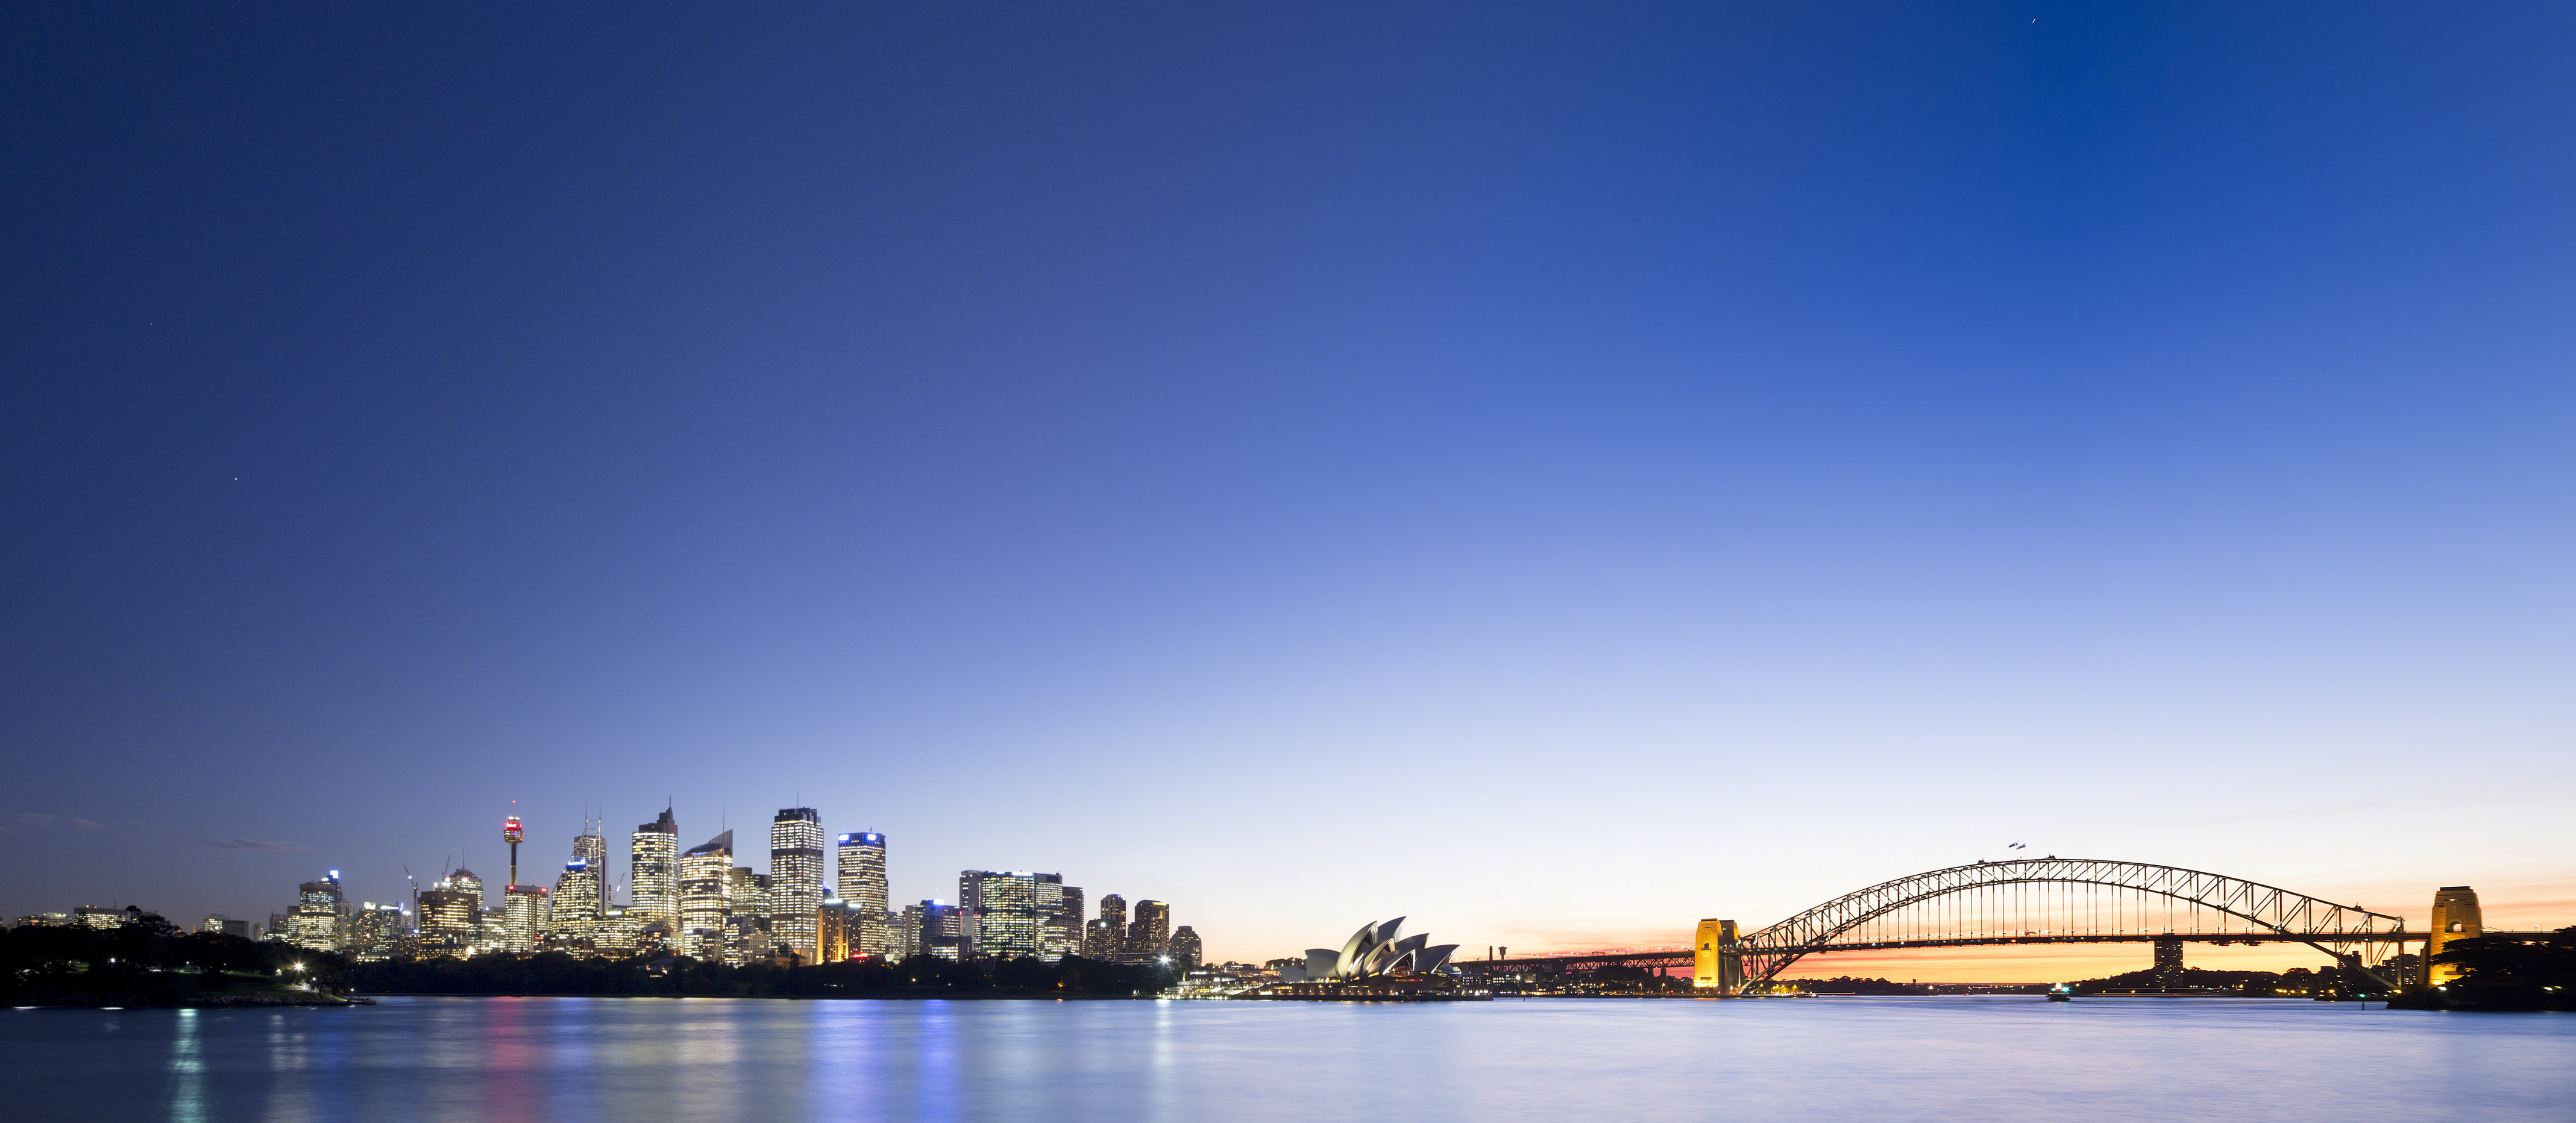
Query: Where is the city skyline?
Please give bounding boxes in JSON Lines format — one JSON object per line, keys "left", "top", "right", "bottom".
{"left": 27, "top": 793, "right": 2558, "bottom": 980}
{"left": 3, "top": 2, "right": 2571, "bottom": 981}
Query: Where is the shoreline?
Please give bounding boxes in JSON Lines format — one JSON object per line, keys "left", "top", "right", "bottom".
{"left": 7, "top": 991, "right": 359, "bottom": 1009}
{"left": 342, "top": 990, "right": 1164, "bottom": 1001}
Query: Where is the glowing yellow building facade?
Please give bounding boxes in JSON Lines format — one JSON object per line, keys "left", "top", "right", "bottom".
{"left": 817, "top": 899, "right": 860, "bottom": 963}
{"left": 2427, "top": 886, "right": 2482, "bottom": 986}
{"left": 1691, "top": 919, "right": 1741, "bottom": 992}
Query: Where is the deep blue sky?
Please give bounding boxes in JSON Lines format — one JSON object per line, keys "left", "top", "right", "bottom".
{"left": 4, "top": 2, "right": 2571, "bottom": 964}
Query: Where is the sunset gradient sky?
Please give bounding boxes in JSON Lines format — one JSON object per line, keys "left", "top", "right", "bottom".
{"left": 4, "top": 2, "right": 2571, "bottom": 978}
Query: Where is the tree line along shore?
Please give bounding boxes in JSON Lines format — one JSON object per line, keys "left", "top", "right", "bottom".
{"left": 2, "top": 911, "right": 1180, "bottom": 1006}
{"left": 8, "top": 913, "right": 2566, "bottom": 1009}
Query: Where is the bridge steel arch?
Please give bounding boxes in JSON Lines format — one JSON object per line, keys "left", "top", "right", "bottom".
{"left": 1726, "top": 858, "right": 2407, "bottom": 993}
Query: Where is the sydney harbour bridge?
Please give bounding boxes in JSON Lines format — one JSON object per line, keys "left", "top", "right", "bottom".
{"left": 1469, "top": 857, "right": 2552, "bottom": 994}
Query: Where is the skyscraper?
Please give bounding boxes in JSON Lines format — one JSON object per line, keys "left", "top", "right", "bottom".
{"left": 1058, "top": 884, "right": 1087, "bottom": 959}
{"left": 1170, "top": 925, "right": 1202, "bottom": 969}
{"left": 418, "top": 869, "right": 482, "bottom": 950}
{"left": 347, "top": 902, "right": 406, "bottom": 959}
{"left": 769, "top": 808, "right": 825, "bottom": 959}
{"left": 1038, "top": 875, "right": 1082, "bottom": 961}
{"left": 1128, "top": 900, "right": 1170, "bottom": 963}
{"left": 816, "top": 897, "right": 859, "bottom": 963}
{"left": 503, "top": 885, "right": 550, "bottom": 953}
{"left": 679, "top": 830, "right": 734, "bottom": 959}
{"left": 551, "top": 859, "right": 603, "bottom": 945}
{"left": 443, "top": 868, "right": 485, "bottom": 910}
{"left": 915, "top": 900, "right": 968, "bottom": 960}
{"left": 290, "top": 873, "right": 345, "bottom": 952}
{"left": 958, "top": 871, "right": 1052, "bottom": 960}
{"left": 571, "top": 822, "right": 609, "bottom": 915}
{"left": 2429, "top": 886, "right": 2484, "bottom": 986}
{"left": 897, "top": 902, "right": 925, "bottom": 958}
{"left": 630, "top": 809, "right": 679, "bottom": 927}
{"left": 1089, "top": 894, "right": 1128, "bottom": 960}
{"left": 592, "top": 906, "right": 642, "bottom": 957}
{"left": 732, "top": 866, "right": 771, "bottom": 960}
{"left": 835, "top": 831, "right": 889, "bottom": 957}
{"left": 2152, "top": 936, "right": 2184, "bottom": 986}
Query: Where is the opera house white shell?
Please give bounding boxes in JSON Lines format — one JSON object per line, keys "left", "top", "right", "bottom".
{"left": 1280, "top": 918, "right": 1460, "bottom": 981}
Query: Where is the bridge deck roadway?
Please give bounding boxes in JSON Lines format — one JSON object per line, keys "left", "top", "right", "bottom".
{"left": 1467, "top": 931, "right": 2560, "bottom": 974}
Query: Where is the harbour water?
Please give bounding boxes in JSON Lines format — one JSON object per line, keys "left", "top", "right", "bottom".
{"left": 8, "top": 996, "right": 2572, "bottom": 1122}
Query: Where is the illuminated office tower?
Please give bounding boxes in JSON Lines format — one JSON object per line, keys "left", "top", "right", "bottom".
{"left": 591, "top": 907, "right": 641, "bottom": 957}
{"left": 291, "top": 872, "right": 346, "bottom": 952}
{"left": 348, "top": 902, "right": 406, "bottom": 959}
{"left": 1087, "top": 895, "right": 1128, "bottom": 960}
{"left": 955, "top": 871, "right": 987, "bottom": 954}
{"left": 1040, "top": 876, "right": 1083, "bottom": 961}
{"left": 816, "top": 898, "right": 859, "bottom": 963}
{"left": 769, "top": 808, "right": 825, "bottom": 959}
{"left": 679, "top": 830, "right": 734, "bottom": 959}
{"left": 2152, "top": 936, "right": 2185, "bottom": 986}
{"left": 836, "top": 832, "right": 890, "bottom": 956}
{"left": 1169, "top": 926, "right": 1202, "bottom": 969}
{"left": 897, "top": 902, "right": 925, "bottom": 958}
{"left": 200, "top": 915, "right": 251, "bottom": 939}
{"left": 444, "top": 868, "right": 486, "bottom": 909}
{"left": 1057, "top": 884, "right": 1086, "bottom": 958}
{"left": 959, "top": 871, "right": 1052, "bottom": 960}
{"left": 503, "top": 885, "right": 550, "bottom": 953}
{"left": 724, "top": 913, "right": 769, "bottom": 966}
{"left": 571, "top": 822, "right": 609, "bottom": 915}
{"left": 551, "top": 859, "right": 603, "bottom": 944}
{"left": 418, "top": 869, "right": 483, "bottom": 948}
{"left": 630, "top": 809, "right": 679, "bottom": 927}
{"left": 2428, "top": 886, "right": 2484, "bottom": 986}
{"left": 916, "top": 901, "right": 968, "bottom": 960}
{"left": 1083, "top": 918, "right": 1119, "bottom": 959}
{"left": 1127, "top": 900, "right": 1170, "bottom": 963}
{"left": 732, "top": 867, "right": 771, "bottom": 960}
{"left": 474, "top": 904, "right": 507, "bottom": 955}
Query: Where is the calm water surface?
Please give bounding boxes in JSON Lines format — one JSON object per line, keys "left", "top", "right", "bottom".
{"left": 7, "top": 996, "right": 2571, "bottom": 1122}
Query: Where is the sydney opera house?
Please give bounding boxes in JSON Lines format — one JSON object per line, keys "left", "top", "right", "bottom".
{"left": 1282, "top": 917, "right": 1461, "bottom": 979}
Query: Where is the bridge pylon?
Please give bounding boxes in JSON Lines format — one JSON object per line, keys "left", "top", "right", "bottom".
{"left": 1692, "top": 919, "right": 1741, "bottom": 994}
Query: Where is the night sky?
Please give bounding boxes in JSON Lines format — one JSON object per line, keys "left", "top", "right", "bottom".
{"left": 4, "top": 2, "right": 2571, "bottom": 971}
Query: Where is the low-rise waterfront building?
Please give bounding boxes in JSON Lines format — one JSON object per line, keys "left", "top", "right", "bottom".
{"left": 72, "top": 906, "right": 127, "bottom": 931}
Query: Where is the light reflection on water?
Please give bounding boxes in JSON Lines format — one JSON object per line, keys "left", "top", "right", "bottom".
{"left": 10, "top": 996, "right": 2573, "bottom": 1122}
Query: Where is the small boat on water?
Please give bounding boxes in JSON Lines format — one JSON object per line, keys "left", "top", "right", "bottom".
{"left": 2046, "top": 984, "right": 2073, "bottom": 1002}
